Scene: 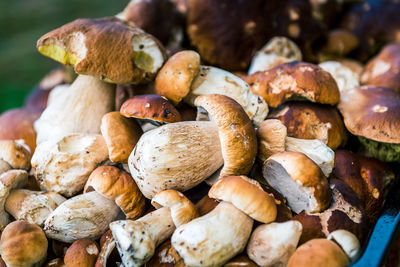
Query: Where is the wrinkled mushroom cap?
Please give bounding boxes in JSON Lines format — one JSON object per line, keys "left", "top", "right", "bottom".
{"left": 155, "top": 50, "right": 201, "bottom": 104}
{"left": 245, "top": 61, "right": 340, "bottom": 107}
{"left": 151, "top": 189, "right": 198, "bottom": 227}
{"left": 120, "top": 94, "right": 181, "bottom": 123}
{"left": 194, "top": 94, "right": 257, "bottom": 177}
{"left": 37, "top": 17, "right": 166, "bottom": 84}
{"left": 64, "top": 239, "right": 100, "bottom": 267}
{"left": 339, "top": 86, "right": 400, "bottom": 143}
{"left": 209, "top": 176, "right": 277, "bottom": 223}
{"left": 84, "top": 165, "right": 146, "bottom": 219}
{"left": 0, "top": 221, "right": 48, "bottom": 267}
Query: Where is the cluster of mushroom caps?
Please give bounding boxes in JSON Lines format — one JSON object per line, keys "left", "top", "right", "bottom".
{"left": 0, "top": 0, "right": 400, "bottom": 266}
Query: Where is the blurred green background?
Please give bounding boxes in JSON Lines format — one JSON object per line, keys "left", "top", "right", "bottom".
{"left": 0, "top": 0, "right": 127, "bottom": 113}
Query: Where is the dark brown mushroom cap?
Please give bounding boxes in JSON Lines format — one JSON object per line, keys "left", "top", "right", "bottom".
{"left": 294, "top": 179, "right": 369, "bottom": 245}
{"left": 338, "top": 85, "right": 400, "bottom": 143}
{"left": 37, "top": 17, "right": 166, "bottom": 84}
{"left": 120, "top": 94, "right": 181, "bottom": 123}
{"left": 245, "top": 61, "right": 340, "bottom": 107}
{"left": 361, "top": 43, "right": 400, "bottom": 94}
{"left": 331, "top": 150, "right": 395, "bottom": 222}
{"left": 269, "top": 102, "right": 347, "bottom": 149}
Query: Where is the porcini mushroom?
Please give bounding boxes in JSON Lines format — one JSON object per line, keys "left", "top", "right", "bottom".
{"left": 328, "top": 230, "right": 361, "bottom": 262}
{"left": 172, "top": 176, "right": 277, "bottom": 266}
{"left": 0, "top": 140, "right": 31, "bottom": 170}
{"left": 319, "top": 61, "right": 360, "bottom": 94}
{"left": 110, "top": 189, "right": 197, "bottom": 266}
{"left": 64, "top": 239, "right": 100, "bottom": 267}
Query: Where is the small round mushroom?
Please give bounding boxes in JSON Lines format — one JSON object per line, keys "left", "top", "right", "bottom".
{"left": 0, "top": 140, "right": 31, "bottom": 170}
{"left": 319, "top": 61, "right": 360, "bottom": 94}
{"left": 120, "top": 94, "right": 182, "bottom": 125}
{"left": 263, "top": 151, "right": 331, "bottom": 213}
{"left": 155, "top": 50, "right": 201, "bottom": 105}
{"left": 84, "top": 165, "right": 146, "bottom": 219}
{"left": 110, "top": 190, "right": 197, "bottom": 267}
{"left": 5, "top": 189, "right": 66, "bottom": 227}
{"left": 64, "top": 239, "right": 100, "bottom": 267}
{"left": 248, "top": 36, "right": 302, "bottom": 74}
{"left": 194, "top": 94, "right": 257, "bottom": 178}
{"left": 0, "top": 220, "right": 48, "bottom": 267}
{"left": 287, "top": 238, "right": 350, "bottom": 267}
{"left": 338, "top": 86, "right": 400, "bottom": 162}
{"left": 244, "top": 61, "right": 340, "bottom": 107}
{"left": 100, "top": 111, "right": 143, "bottom": 163}
{"left": 247, "top": 221, "right": 303, "bottom": 267}
{"left": 328, "top": 230, "right": 361, "bottom": 262}
{"left": 172, "top": 176, "right": 277, "bottom": 266}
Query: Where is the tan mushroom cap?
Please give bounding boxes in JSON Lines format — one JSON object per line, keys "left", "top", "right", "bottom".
{"left": 257, "top": 119, "right": 287, "bottom": 161}
{"left": 209, "top": 176, "right": 277, "bottom": 223}
{"left": 245, "top": 61, "right": 340, "bottom": 107}
{"left": 64, "top": 239, "right": 100, "bottom": 267}
{"left": 100, "top": 112, "right": 143, "bottom": 163}
{"left": 155, "top": 50, "right": 201, "bottom": 104}
{"left": 0, "top": 140, "right": 31, "bottom": 170}
{"left": 84, "top": 165, "right": 145, "bottom": 219}
{"left": 194, "top": 94, "right": 257, "bottom": 177}
{"left": 151, "top": 189, "right": 198, "bottom": 227}
{"left": 339, "top": 86, "right": 400, "bottom": 143}
{"left": 287, "top": 238, "right": 350, "bottom": 267}
{"left": 37, "top": 17, "right": 166, "bottom": 84}
{"left": 0, "top": 220, "right": 48, "bottom": 267}
{"left": 120, "top": 94, "right": 181, "bottom": 123}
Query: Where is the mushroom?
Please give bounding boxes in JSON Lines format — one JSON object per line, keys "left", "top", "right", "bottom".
{"left": 332, "top": 150, "right": 395, "bottom": 222}
{"left": 257, "top": 119, "right": 335, "bottom": 177}
{"left": 147, "top": 239, "right": 186, "bottom": 267}
{"left": 100, "top": 112, "right": 143, "bottom": 163}
{"left": 319, "top": 61, "right": 360, "bottom": 94}
{"left": 244, "top": 61, "right": 340, "bottom": 108}
{"left": 327, "top": 230, "right": 361, "bottom": 262}
{"left": 294, "top": 179, "right": 369, "bottom": 244}
{"left": 95, "top": 231, "right": 118, "bottom": 267}
{"left": 172, "top": 176, "right": 277, "bottom": 266}
{"left": 0, "top": 170, "right": 28, "bottom": 230}
{"left": 110, "top": 189, "right": 197, "bottom": 267}
{"left": 31, "top": 134, "right": 108, "bottom": 197}
{"left": 263, "top": 151, "right": 331, "bottom": 214}
{"left": 128, "top": 121, "right": 223, "bottom": 198}
{"left": 338, "top": 86, "right": 400, "bottom": 162}
{"left": 225, "top": 255, "right": 258, "bottom": 267}
{"left": 0, "top": 140, "right": 31, "bottom": 170}
{"left": 246, "top": 221, "right": 303, "bottom": 267}
{"left": 287, "top": 238, "right": 350, "bottom": 267}
{"left": 44, "top": 258, "right": 65, "bottom": 267}
{"left": 0, "top": 160, "right": 11, "bottom": 176}
{"left": 44, "top": 191, "right": 121, "bottom": 243}
{"left": 318, "top": 29, "right": 359, "bottom": 60}
{"left": 64, "top": 239, "right": 100, "bottom": 267}
{"left": 84, "top": 165, "right": 146, "bottom": 219}
{"left": 0, "top": 220, "right": 48, "bottom": 267}
{"left": 269, "top": 102, "right": 347, "bottom": 150}
{"left": 248, "top": 36, "right": 302, "bottom": 74}
{"left": 361, "top": 43, "right": 400, "bottom": 94}
{"left": 5, "top": 189, "right": 66, "bottom": 227}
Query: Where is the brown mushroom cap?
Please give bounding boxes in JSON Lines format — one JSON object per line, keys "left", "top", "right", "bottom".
{"left": 245, "top": 61, "right": 340, "bottom": 107}
{"left": 155, "top": 50, "right": 201, "bottom": 105}
{"left": 287, "top": 238, "right": 350, "bottom": 267}
{"left": 37, "top": 17, "right": 166, "bottom": 84}
{"left": 64, "top": 239, "right": 100, "bottom": 267}
{"left": 120, "top": 94, "right": 181, "bottom": 123}
{"left": 209, "top": 176, "right": 277, "bottom": 223}
{"left": 0, "top": 140, "right": 31, "bottom": 170}
{"left": 194, "top": 94, "right": 257, "bottom": 177}
{"left": 257, "top": 119, "right": 287, "bottom": 161}
{"left": 100, "top": 111, "right": 143, "bottom": 163}
{"left": 332, "top": 150, "right": 395, "bottom": 222}
{"left": 361, "top": 43, "right": 400, "bottom": 94}
{"left": 339, "top": 85, "right": 400, "bottom": 143}
{"left": 263, "top": 151, "right": 331, "bottom": 214}
{"left": 84, "top": 165, "right": 145, "bottom": 219}
{"left": 0, "top": 220, "right": 48, "bottom": 267}
{"left": 269, "top": 102, "right": 347, "bottom": 149}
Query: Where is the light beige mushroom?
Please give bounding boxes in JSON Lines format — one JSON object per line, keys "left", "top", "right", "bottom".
{"left": 128, "top": 121, "right": 223, "bottom": 199}
{"left": 0, "top": 140, "right": 31, "bottom": 170}
{"left": 5, "top": 189, "right": 66, "bottom": 227}
{"left": 247, "top": 221, "right": 303, "bottom": 267}
{"left": 110, "top": 190, "right": 197, "bottom": 267}
{"left": 327, "top": 230, "right": 361, "bottom": 262}
{"left": 319, "top": 61, "right": 359, "bottom": 94}
{"left": 31, "top": 133, "right": 109, "bottom": 197}
{"left": 44, "top": 191, "right": 120, "bottom": 243}
{"left": 0, "top": 160, "right": 11, "bottom": 175}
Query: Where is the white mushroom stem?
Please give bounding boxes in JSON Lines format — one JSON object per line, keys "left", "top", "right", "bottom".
{"left": 110, "top": 207, "right": 175, "bottom": 267}
{"left": 172, "top": 201, "right": 253, "bottom": 267}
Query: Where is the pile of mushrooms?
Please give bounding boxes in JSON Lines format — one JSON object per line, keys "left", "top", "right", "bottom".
{"left": 1, "top": 0, "right": 400, "bottom": 266}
